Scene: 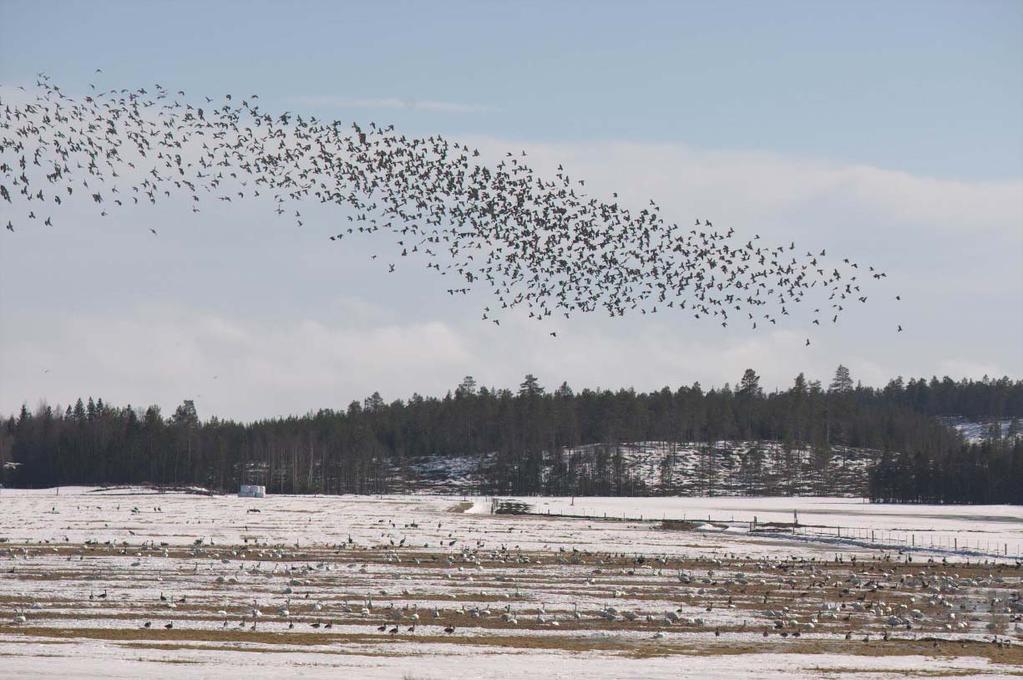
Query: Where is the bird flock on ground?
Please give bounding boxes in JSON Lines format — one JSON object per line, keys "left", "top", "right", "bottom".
{"left": 4, "top": 504, "right": 1020, "bottom": 648}
{"left": 1, "top": 74, "right": 900, "bottom": 340}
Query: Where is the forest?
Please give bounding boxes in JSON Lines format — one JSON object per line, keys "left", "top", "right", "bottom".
{"left": 1, "top": 369, "right": 1021, "bottom": 503}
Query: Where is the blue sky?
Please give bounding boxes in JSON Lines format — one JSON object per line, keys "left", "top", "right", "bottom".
{"left": 3, "top": 0, "right": 1021, "bottom": 178}
{"left": 1, "top": 1, "right": 1021, "bottom": 419}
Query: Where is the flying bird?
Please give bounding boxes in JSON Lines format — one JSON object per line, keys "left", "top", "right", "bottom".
{"left": 0, "top": 75, "right": 898, "bottom": 339}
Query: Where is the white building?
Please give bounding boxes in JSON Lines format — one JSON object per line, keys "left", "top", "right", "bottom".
{"left": 238, "top": 484, "right": 266, "bottom": 498}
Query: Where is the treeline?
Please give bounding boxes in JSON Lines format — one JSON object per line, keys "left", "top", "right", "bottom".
{"left": 0, "top": 370, "right": 1020, "bottom": 503}
{"left": 880, "top": 375, "right": 1023, "bottom": 419}
{"left": 869, "top": 438, "right": 1023, "bottom": 504}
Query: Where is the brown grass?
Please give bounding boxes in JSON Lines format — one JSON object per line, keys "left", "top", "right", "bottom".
{"left": 805, "top": 666, "right": 1019, "bottom": 677}
{"left": 3, "top": 625, "right": 1021, "bottom": 667}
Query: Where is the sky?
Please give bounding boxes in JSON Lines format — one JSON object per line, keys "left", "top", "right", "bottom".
{"left": 1, "top": 0, "right": 1021, "bottom": 421}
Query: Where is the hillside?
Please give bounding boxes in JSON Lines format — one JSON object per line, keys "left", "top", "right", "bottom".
{"left": 395, "top": 440, "right": 878, "bottom": 497}
{"left": 3, "top": 374, "right": 1021, "bottom": 503}
{"left": 941, "top": 417, "right": 1022, "bottom": 443}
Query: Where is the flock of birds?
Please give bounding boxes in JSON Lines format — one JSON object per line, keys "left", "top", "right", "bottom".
{"left": 3, "top": 497, "right": 1021, "bottom": 655}
{"left": 1, "top": 73, "right": 901, "bottom": 339}
{"left": 6, "top": 532, "right": 1020, "bottom": 648}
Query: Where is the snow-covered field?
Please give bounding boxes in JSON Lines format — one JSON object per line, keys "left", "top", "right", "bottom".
{"left": 499, "top": 496, "right": 1023, "bottom": 558}
{"left": 0, "top": 487, "right": 1020, "bottom": 678}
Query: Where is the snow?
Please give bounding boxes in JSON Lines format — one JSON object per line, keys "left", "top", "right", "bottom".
{"left": 1, "top": 488, "right": 1020, "bottom": 678}
{"left": 505, "top": 496, "right": 1023, "bottom": 558}
{"left": 393, "top": 441, "right": 880, "bottom": 497}
{"left": 403, "top": 454, "right": 491, "bottom": 493}
{"left": 941, "top": 417, "right": 1022, "bottom": 443}
{"left": 0, "top": 640, "right": 1014, "bottom": 680}
{"left": 549, "top": 441, "right": 877, "bottom": 496}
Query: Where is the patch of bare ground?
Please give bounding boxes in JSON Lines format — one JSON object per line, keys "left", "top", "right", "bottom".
{"left": 630, "top": 638, "right": 1023, "bottom": 666}
{"left": 3, "top": 625, "right": 1021, "bottom": 667}
{"left": 5, "top": 530, "right": 1022, "bottom": 677}
{"left": 807, "top": 667, "right": 1018, "bottom": 677}
{"left": 0, "top": 625, "right": 635, "bottom": 654}
{"left": 7, "top": 542, "right": 1021, "bottom": 578}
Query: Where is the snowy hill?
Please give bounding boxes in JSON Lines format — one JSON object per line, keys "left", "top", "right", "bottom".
{"left": 396, "top": 453, "right": 493, "bottom": 493}
{"left": 544, "top": 441, "right": 876, "bottom": 496}
{"left": 939, "top": 416, "right": 1022, "bottom": 443}
{"left": 392, "top": 441, "right": 879, "bottom": 497}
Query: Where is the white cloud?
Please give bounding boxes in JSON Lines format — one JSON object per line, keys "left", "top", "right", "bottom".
{"left": 2, "top": 129, "right": 1021, "bottom": 420}
{"left": 3, "top": 297, "right": 1011, "bottom": 421}
{"left": 464, "top": 138, "right": 1023, "bottom": 238}
{"left": 936, "top": 358, "right": 1005, "bottom": 381}
{"left": 0, "top": 305, "right": 477, "bottom": 418}
{"left": 0, "top": 305, "right": 845, "bottom": 419}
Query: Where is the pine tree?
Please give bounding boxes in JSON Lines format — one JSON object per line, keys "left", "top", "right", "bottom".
{"left": 455, "top": 376, "right": 478, "bottom": 398}
{"left": 1007, "top": 417, "right": 1021, "bottom": 439}
{"left": 829, "top": 365, "right": 854, "bottom": 393}
{"left": 518, "top": 374, "right": 544, "bottom": 397}
{"left": 363, "top": 392, "right": 385, "bottom": 411}
{"left": 1, "top": 373, "right": 1020, "bottom": 502}
{"left": 738, "top": 369, "right": 762, "bottom": 397}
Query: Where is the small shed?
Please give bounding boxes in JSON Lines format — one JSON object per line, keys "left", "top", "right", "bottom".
{"left": 238, "top": 484, "right": 266, "bottom": 498}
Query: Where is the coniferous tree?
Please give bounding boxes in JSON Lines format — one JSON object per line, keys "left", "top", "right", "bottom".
{"left": 2, "top": 374, "right": 1020, "bottom": 502}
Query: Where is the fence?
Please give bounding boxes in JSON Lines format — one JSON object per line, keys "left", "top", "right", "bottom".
{"left": 775, "top": 524, "right": 1022, "bottom": 558}
{"left": 512, "top": 500, "right": 1022, "bottom": 559}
